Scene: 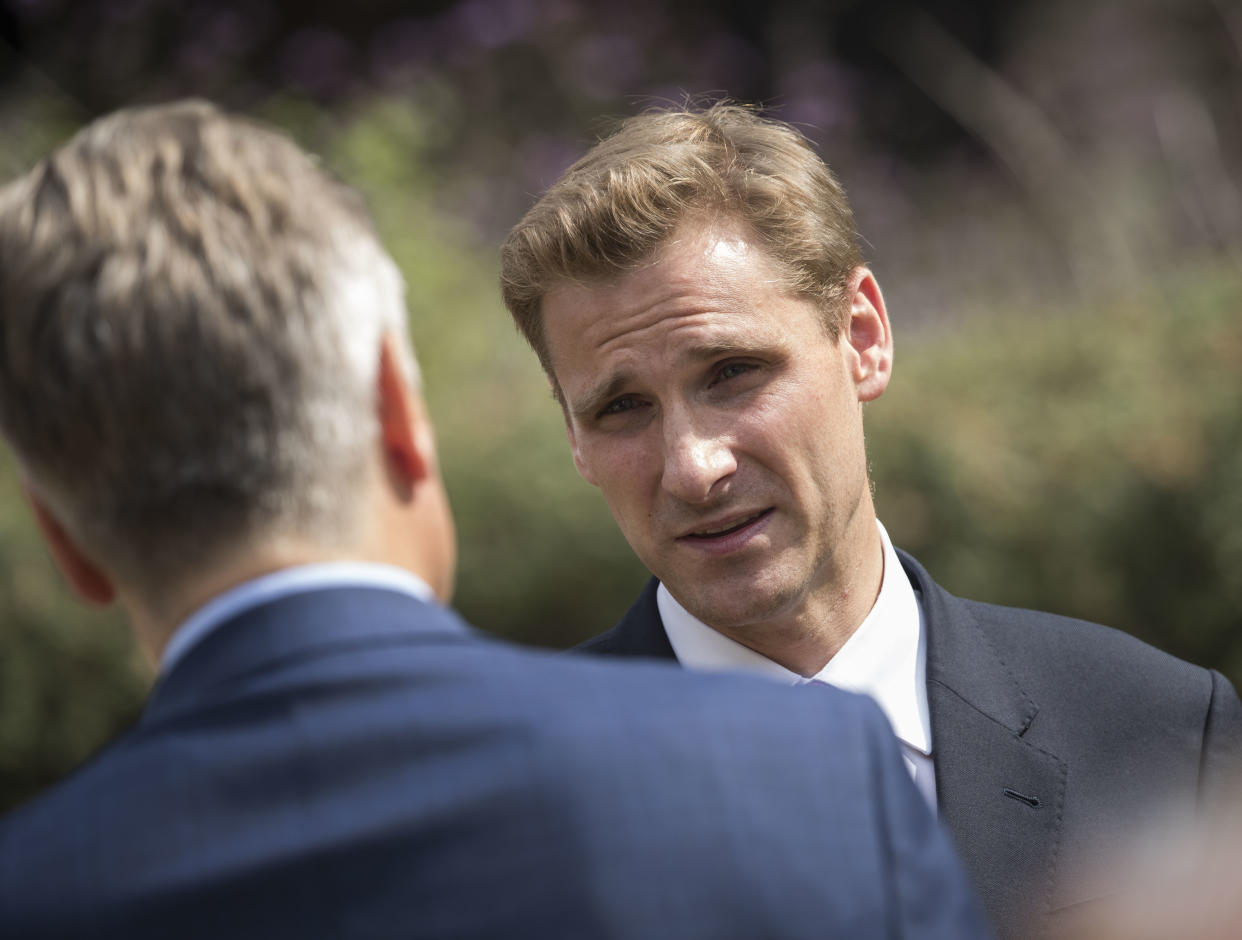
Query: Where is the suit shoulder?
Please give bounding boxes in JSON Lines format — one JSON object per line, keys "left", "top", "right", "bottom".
{"left": 507, "top": 651, "right": 903, "bottom": 803}
{"left": 962, "top": 596, "right": 1208, "bottom": 684}
{"left": 491, "top": 636, "right": 876, "bottom": 725}
{"left": 902, "top": 548, "right": 1203, "bottom": 683}
{"left": 0, "top": 721, "right": 151, "bottom": 907}
{"left": 953, "top": 596, "right": 1241, "bottom": 751}
{"left": 493, "top": 639, "right": 888, "bottom": 751}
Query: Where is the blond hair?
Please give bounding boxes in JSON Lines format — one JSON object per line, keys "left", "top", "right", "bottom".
{"left": 0, "top": 100, "right": 414, "bottom": 603}
{"left": 500, "top": 102, "right": 863, "bottom": 381}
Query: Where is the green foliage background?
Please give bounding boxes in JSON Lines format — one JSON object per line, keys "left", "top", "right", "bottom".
{"left": 870, "top": 270, "right": 1242, "bottom": 682}
{"left": 1, "top": 94, "right": 1240, "bottom": 813}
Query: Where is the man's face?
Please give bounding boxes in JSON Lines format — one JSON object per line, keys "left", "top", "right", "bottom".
{"left": 541, "top": 219, "right": 892, "bottom": 642}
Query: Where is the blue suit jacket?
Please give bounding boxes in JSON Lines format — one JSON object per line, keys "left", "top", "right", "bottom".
{"left": 0, "top": 586, "right": 988, "bottom": 939}
{"left": 579, "top": 550, "right": 1242, "bottom": 938}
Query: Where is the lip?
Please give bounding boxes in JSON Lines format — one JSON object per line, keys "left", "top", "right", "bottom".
{"left": 676, "top": 508, "right": 774, "bottom": 555}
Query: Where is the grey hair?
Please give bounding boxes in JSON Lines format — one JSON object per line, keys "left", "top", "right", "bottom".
{"left": 0, "top": 99, "right": 416, "bottom": 606}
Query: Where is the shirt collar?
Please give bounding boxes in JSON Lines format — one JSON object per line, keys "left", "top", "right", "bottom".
{"left": 658, "top": 519, "right": 931, "bottom": 756}
{"left": 160, "top": 562, "right": 436, "bottom": 675}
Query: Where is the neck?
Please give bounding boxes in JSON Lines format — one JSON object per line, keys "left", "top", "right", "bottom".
{"left": 121, "top": 471, "right": 455, "bottom": 666}
{"left": 717, "top": 514, "right": 885, "bottom": 678}
{"left": 121, "top": 538, "right": 355, "bottom": 665}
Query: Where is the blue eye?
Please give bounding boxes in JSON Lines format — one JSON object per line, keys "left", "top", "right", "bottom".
{"left": 715, "top": 361, "right": 756, "bottom": 383}
{"left": 600, "top": 396, "right": 641, "bottom": 416}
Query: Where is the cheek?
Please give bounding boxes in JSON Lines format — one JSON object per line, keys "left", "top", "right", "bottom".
{"left": 577, "top": 438, "right": 656, "bottom": 506}
{"left": 741, "top": 385, "right": 829, "bottom": 453}
{"left": 740, "top": 387, "right": 858, "bottom": 484}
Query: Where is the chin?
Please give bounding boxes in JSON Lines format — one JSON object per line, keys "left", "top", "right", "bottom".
{"left": 676, "top": 578, "right": 801, "bottom": 632}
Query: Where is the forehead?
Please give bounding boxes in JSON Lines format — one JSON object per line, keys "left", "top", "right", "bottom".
{"left": 542, "top": 222, "right": 817, "bottom": 368}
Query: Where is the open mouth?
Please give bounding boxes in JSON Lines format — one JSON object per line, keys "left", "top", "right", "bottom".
{"left": 682, "top": 508, "right": 773, "bottom": 540}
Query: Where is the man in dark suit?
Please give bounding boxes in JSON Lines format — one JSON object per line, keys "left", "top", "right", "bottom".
{"left": 0, "top": 101, "right": 987, "bottom": 938}
{"left": 499, "top": 102, "right": 1242, "bottom": 938}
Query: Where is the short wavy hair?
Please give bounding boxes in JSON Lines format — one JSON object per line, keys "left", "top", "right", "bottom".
{"left": 500, "top": 102, "right": 863, "bottom": 382}
{"left": 0, "top": 100, "right": 415, "bottom": 606}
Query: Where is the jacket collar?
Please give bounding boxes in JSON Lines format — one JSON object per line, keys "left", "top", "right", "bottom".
{"left": 897, "top": 550, "right": 1038, "bottom": 736}
{"left": 897, "top": 550, "right": 1067, "bottom": 934}
{"left": 144, "top": 587, "right": 470, "bottom": 727}
{"left": 579, "top": 578, "right": 676, "bottom": 659}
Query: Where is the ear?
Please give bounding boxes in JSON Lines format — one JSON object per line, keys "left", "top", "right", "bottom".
{"left": 842, "top": 267, "right": 893, "bottom": 403}
{"left": 24, "top": 486, "right": 115, "bottom": 605}
{"left": 564, "top": 414, "right": 598, "bottom": 487}
{"left": 376, "top": 333, "right": 433, "bottom": 496}
{"left": 552, "top": 376, "right": 599, "bottom": 487}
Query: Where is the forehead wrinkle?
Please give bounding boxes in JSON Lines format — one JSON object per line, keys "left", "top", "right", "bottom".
{"left": 562, "top": 225, "right": 787, "bottom": 357}
{"left": 580, "top": 275, "right": 718, "bottom": 354}
{"left": 552, "top": 222, "right": 803, "bottom": 417}
{"left": 568, "top": 316, "right": 790, "bottom": 422}
{"left": 565, "top": 313, "right": 708, "bottom": 420}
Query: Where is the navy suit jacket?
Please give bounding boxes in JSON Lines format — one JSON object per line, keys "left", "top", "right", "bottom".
{"left": 0, "top": 585, "right": 988, "bottom": 939}
{"left": 579, "top": 550, "right": 1242, "bottom": 939}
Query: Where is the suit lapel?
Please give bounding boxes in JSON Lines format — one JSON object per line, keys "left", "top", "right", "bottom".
{"left": 577, "top": 579, "right": 677, "bottom": 659}
{"left": 900, "top": 551, "right": 1067, "bottom": 934}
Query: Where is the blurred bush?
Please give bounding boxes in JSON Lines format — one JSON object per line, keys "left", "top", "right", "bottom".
{"left": 871, "top": 267, "right": 1242, "bottom": 682}
{"left": 0, "top": 449, "right": 146, "bottom": 811}
{"left": 1, "top": 93, "right": 1240, "bottom": 814}
{"left": 0, "top": 93, "right": 149, "bottom": 812}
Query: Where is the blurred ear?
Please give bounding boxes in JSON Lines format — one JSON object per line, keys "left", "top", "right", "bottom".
{"left": 561, "top": 410, "right": 598, "bottom": 487}
{"left": 551, "top": 375, "right": 598, "bottom": 487}
{"left": 377, "top": 334, "right": 433, "bottom": 497}
{"left": 24, "top": 486, "right": 115, "bottom": 605}
{"left": 843, "top": 267, "right": 893, "bottom": 403}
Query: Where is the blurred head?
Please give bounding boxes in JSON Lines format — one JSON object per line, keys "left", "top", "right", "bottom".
{"left": 0, "top": 100, "right": 455, "bottom": 628}
{"left": 501, "top": 103, "right": 891, "bottom": 668}
{"left": 500, "top": 102, "right": 864, "bottom": 399}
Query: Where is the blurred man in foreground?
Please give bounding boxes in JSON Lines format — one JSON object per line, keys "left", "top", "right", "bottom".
{"left": 500, "top": 102, "right": 1242, "bottom": 939}
{"left": 0, "top": 100, "right": 987, "bottom": 939}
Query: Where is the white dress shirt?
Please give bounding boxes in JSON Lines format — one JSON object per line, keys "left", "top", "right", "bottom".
{"left": 160, "top": 562, "right": 436, "bottom": 675}
{"left": 658, "top": 520, "right": 937, "bottom": 808}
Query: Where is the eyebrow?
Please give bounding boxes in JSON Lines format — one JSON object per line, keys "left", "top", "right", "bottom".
{"left": 570, "top": 371, "right": 637, "bottom": 421}
{"left": 568, "top": 332, "right": 784, "bottom": 421}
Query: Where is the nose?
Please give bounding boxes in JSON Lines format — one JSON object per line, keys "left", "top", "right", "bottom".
{"left": 660, "top": 411, "right": 737, "bottom": 504}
